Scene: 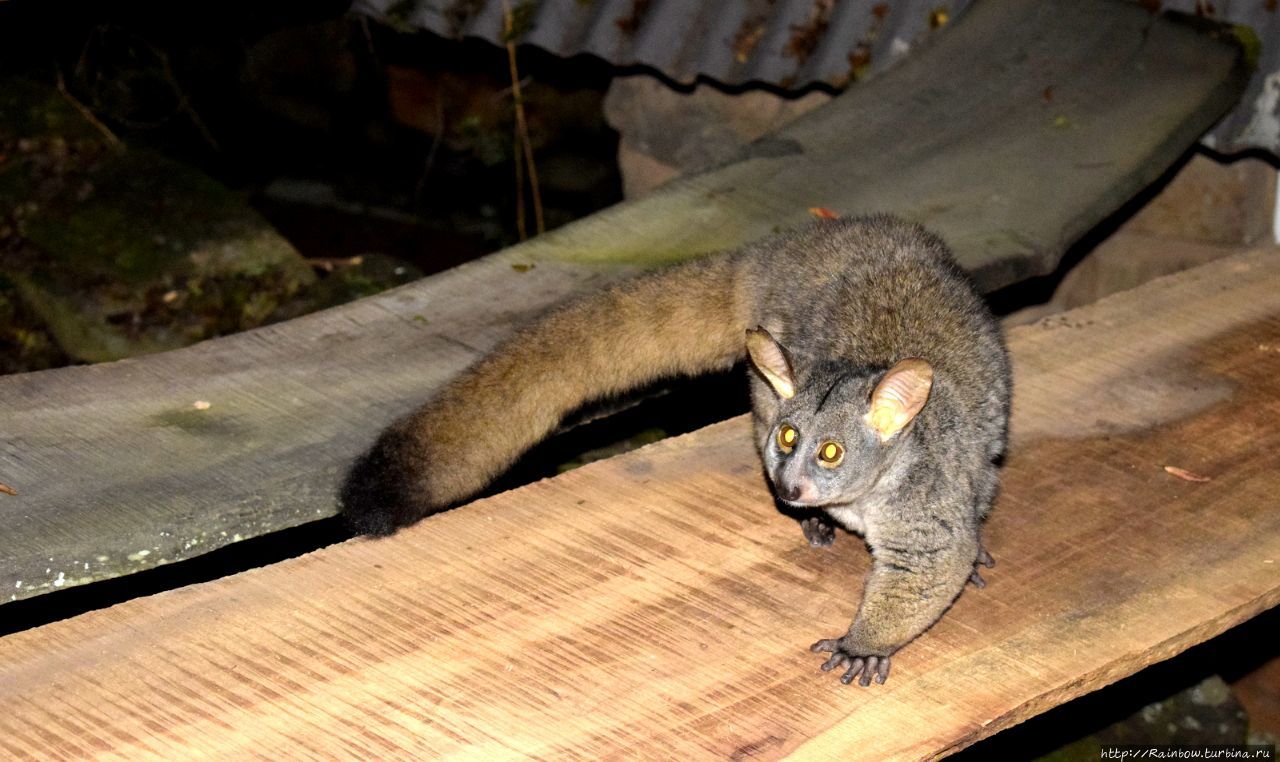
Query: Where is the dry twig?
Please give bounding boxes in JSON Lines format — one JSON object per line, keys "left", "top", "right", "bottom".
{"left": 55, "top": 67, "right": 123, "bottom": 150}
{"left": 305, "top": 255, "right": 365, "bottom": 273}
{"left": 502, "top": 0, "right": 544, "bottom": 240}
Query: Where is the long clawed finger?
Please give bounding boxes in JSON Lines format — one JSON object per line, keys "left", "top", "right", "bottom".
{"left": 839, "top": 657, "right": 866, "bottom": 684}
{"left": 810, "top": 638, "right": 840, "bottom": 654}
{"left": 873, "top": 655, "right": 891, "bottom": 683}
{"left": 820, "top": 652, "right": 849, "bottom": 672}
{"left": 839, "top": 655, "right": 891, "bottom": 686}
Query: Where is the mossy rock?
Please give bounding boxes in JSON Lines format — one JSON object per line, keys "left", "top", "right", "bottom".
{"left": 1, "top": 76, "right": 317, "bottom": 364}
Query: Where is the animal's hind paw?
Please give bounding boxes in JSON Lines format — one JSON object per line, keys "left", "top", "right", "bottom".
{"left": 809, "top": 638, "right": 892, "bottom": 686}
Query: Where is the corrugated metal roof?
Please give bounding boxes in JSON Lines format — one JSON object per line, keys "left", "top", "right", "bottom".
{"left": 354, "top": 0, "right": 972, "bottom": 89}
{"left": 353, "top": 0, "right": 1280, "bottom": 154}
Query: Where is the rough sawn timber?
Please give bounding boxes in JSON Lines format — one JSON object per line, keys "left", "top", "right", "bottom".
{"left": 0, "top": 0, "right": 1247, "bottom": 600}
{"left": 2, "top": 248, "right": 1279, "bottom": 759}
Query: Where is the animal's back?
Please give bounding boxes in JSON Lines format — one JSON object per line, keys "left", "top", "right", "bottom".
{"left": 742, "top": 216, "right": 1009, "bottom": 440}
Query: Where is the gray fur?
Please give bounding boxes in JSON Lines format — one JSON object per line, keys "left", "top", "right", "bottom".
{"left": 742, "top": 216, "right": 1010, "bottom": 686}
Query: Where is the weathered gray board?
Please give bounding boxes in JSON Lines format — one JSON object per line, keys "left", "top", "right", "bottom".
{"left": 0, "top": 0, "right": 1247, "bottom": 603}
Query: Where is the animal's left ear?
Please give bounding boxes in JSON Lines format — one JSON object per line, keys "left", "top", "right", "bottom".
{"left": 745, "top": 327, "right": 796, "bottom": 399}
{"left": 866, "top": 358, "right": 933, "bottom": 442}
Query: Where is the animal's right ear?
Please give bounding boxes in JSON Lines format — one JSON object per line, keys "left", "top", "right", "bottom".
{"left": 746, "top": 327, "right": 796, "bottom": 399}
{"left": 866, "top": 358, "right": 933, "bottom": 442}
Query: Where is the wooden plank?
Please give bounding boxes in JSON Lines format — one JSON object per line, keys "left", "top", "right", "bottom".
{"left": 2, "top": 248, "right": 1277, "bottom": 759}
{"left": 0, "top": 0, "right": 1248, "bottom": 601}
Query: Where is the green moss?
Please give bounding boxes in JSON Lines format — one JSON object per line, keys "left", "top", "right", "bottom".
{"left": 1231, "top": 24, "right": 1262, "bottom": 71}
{"left": 1, "top": 75, "right": 326, "bottom": 365}
{"left": 0, "top": 76, "right": 100, "bottom": 141}
{"left": 539, "top": 237, "right": 730, "bottom": 270}
{"left": 556, "top": 427, "right": 669, "bottom": 473}
{"left": 531, "top": 185, "right": 775, "bottom": 269}
{"left": 21, "top": 147, "right": 292, "bottom": 285}
{"left": 24, "top": 201, "right": 169, "bottom": 282}
{"left": 147, "top": 405, "right": 243, "bottom": 437}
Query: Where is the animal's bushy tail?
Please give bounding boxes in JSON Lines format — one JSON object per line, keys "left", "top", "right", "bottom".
{"left": 341, "top": 254, "right": 749, "bottom": 535}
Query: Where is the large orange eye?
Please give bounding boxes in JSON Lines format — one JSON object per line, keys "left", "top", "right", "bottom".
{"left": 817, "top": 441, "right": 844, "bottom": 467}
{"left": 776, "top": 424, "right": 798, "bottom": 453}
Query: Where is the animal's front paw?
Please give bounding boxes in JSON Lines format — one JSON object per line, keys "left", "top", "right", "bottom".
{"left": 809, "top": 637, "right": 892, "bottom": 686}
{"left": 800, "top": 515, "right": 836, "bottom": 547}
{"left": 968, "top": 545, "right": 996, "bottom": 588}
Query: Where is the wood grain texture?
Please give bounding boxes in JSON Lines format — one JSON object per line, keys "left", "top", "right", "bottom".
{"left": 1, "top": 249, "right": 1278, "bottom": 759}
{"left": 0, "top": 0, "right": 1248, "bottom": 602}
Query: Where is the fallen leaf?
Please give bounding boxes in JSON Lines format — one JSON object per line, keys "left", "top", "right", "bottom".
{"left": 511, "top": 263, "right": 535, "bottom": 272}
{"left": 1164, "top": 465, "right": 1211, "bottom": 483}
{"left": 0, "top": 482, "right": 17, "bottom": 496}
{"left": 304, "top": 256, "right": 364, "bottom": 272}
{"left": 193, "top": 400, "right": 211, "bottom": 411}
{"left": 1042, "top": 85, "right": 1054, "bottom": 104}
{"left": 809, "top": 207, "right": 840, "bottom": 220}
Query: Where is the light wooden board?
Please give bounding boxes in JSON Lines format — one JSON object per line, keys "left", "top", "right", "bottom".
{"left": 2, "top": 248, "right": 1277, "bottom": 759}
{"left": 0, "top": 0, "right": 1248, "bottom": 601}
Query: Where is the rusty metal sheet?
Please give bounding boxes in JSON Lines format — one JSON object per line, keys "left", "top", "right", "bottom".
{"left": 354, "top": 0, "right": 1278, "bottom": 154}
{"left": 354, "top": 0, "right": 970, "bottom": 90}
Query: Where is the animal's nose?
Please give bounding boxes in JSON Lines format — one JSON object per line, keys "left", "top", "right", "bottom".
{"left": 779, "top": 483, "right": 801, "bottom": 502}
